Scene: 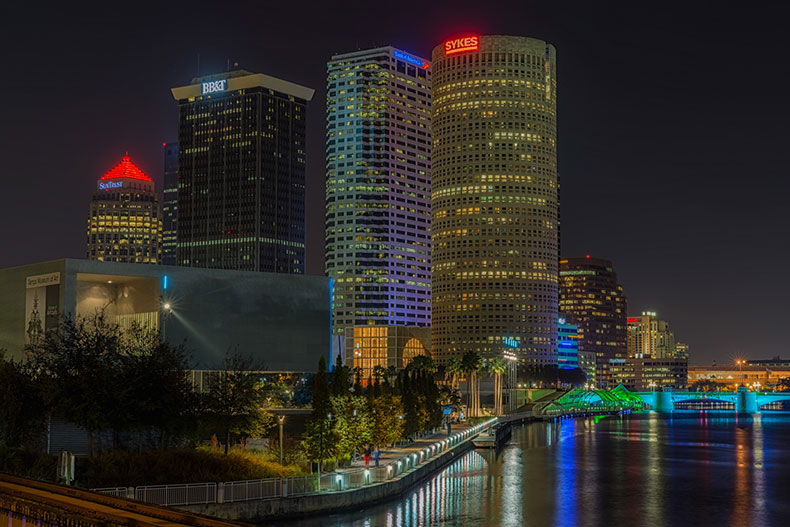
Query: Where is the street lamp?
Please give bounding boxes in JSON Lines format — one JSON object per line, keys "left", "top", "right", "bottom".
{"left": 278, "top": 415, "right": 286, "bottom": 465}
{"left": 160, "top": 301, "right": 172, "bottom": 341}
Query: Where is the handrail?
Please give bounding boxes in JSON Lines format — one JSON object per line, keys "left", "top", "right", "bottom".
{"left": 91, "top": 419, "right": 497, "bottom": 506}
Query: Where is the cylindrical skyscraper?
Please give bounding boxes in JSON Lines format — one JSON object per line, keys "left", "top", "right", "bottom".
{"left": 431, "top": 35, "right": 558, "bottom": 365}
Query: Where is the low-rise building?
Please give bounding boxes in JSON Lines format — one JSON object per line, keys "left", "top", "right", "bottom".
{"left": 688, "top": 365, "right": 790, "bottom": 390}
{"left": 610, "top": 357, "right": 688, "bottom": 391}
{"left": 0, "top": 259, "right": 330, "bottom": 370}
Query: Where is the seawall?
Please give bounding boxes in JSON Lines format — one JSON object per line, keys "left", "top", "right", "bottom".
{"left": 180, "top": 434, "right": 478, "bottom": 522}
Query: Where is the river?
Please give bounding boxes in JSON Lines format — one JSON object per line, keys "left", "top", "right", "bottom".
{"left": 284, "top": 411, "right": 790, "bottom": 526}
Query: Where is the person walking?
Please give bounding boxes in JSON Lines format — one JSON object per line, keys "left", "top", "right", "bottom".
{"left": 373, "top": 446, "right": 381, "bottom": 467}
{"left": 363, "top": 446, "right": 371, "bottom": 466}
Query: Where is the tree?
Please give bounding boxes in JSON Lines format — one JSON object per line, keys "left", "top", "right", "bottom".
{"left": 200, "top": 352, "right": 274, "bottom": 455}
{"left": 369, "top": 393, "right": 404, "bottom": 447}
{"left": 462, "top": 351, "right": 484, "bottom": 417}
{"left": 489, "top": 357, "right": 506, "bottom": 415}
{"left": 331, "top": 354, "right": 350, "bottom": 396}
{"left": 406, "top": 355, "right": 437, "bottom": 373}
{"left": 30, "top": 312, "right": 127, "bottom": 455}
{"left": 445, "top": 357, "right": 463, "bottom": 391}
{"left": 331, "top": 395, "right": 372, "bottom": 459}
{"left": 0, "top": 351, "right": 46, "bottom": 448}
{"left": 303, "top": 355, "right": 338, "bottom": 470}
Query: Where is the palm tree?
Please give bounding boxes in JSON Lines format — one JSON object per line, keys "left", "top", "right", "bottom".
{"left": 445, "top": 357, "right": 463, "bottom": 391}
{"left": 489, "top": 357, "right": 506, "bottom": 415}
{"left": 461, "top": 351, "right": 484, "bottom": 417}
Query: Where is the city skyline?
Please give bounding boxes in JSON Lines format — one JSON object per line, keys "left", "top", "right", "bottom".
{"left": 2, "top": 2, "right": 788, "bottom": 364}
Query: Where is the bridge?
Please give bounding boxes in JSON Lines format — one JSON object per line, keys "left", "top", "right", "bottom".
{"left": 634, "top": 386, "right": 790, "bottom": 413}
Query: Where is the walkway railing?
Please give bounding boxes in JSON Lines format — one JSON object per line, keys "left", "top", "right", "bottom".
{"left": 92, "top": 420, "right": 495, "bottom": 506}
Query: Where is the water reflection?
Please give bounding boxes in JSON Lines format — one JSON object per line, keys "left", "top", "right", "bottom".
{"left": 280, "top": 412, "right": 790, "bottom": 527}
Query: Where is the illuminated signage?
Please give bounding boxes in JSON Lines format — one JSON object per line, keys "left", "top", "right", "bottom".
{"left": 393, "top": 49, "right": 429, "bottom": 69}
{"left": 445, "top": 36, "right": 479, "bottom": 55}
{"left": 99, "top": 181, "right": 123, "bottom": 190}
{"left": 201, "top": 79, "right": 227, "bottom": 95}
{"left": 503, "top": 337, "right": 519, "bottom": 348}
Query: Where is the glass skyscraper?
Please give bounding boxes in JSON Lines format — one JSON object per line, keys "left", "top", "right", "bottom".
{"left": 325, "top": 47, "right": 432, "bottom": 342}
{"left": 559, "top": 256, "right": 627, "bottom": 387}
{"left": 161, "top": 142, "right": 178, "bottom": 266}
{"left": 431, "top": 35, "right": 559, "bottom": 365}
{"left": 171, "top": 70, "right": 314, "bottom": 273}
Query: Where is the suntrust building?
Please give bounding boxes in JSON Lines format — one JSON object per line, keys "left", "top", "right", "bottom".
{"left": 431, "top": 35, "right": 559, "bottom": 365}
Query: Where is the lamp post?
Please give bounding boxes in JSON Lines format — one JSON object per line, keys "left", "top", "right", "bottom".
{"left": 278, "top": 415, "right": 286, "bottom": 465}
{"left": 160, "top": 302, "right": 172, "bottom": 341}
{"left": 503, "top": 350, "right": 518, "bottom": 412}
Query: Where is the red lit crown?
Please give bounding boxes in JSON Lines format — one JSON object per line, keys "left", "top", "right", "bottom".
{"left": 101, "top": 155, "right": 151, "bottom": 181}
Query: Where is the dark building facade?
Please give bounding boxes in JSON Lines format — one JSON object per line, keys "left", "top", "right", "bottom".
{"left": 87, "top": 155, "right": 161, "bottom": 264}
{"left": 171, "top": 70, "right": 314, "bottom": 274}
{"left": 0, "top": 259, "right": 330, "bottom": 370}
{"left": 161, "top": 142, "right": 178, "bottom": 266}
{"left": 559, "top": 257, "right": 627, "bottom": 387}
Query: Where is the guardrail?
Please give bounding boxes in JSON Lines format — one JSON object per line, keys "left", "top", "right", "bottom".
{"left": 92, "top": 419, "right": 496, "bottom": 506}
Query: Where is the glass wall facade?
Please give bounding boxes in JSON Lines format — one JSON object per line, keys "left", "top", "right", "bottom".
{"left": 325, "top": 47, "right": 432, "bottom": 335}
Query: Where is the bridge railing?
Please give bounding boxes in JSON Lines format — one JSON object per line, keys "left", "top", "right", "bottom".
{"left": 92, "top": 420, "right": 496, "bottom": 506}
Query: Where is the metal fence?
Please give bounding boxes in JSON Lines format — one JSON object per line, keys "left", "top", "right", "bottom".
{"left": 92, "top": 419, "right": 496, "bottom": 507}
{"left": 135, "top": 482, "right": 217, "bottom": 506}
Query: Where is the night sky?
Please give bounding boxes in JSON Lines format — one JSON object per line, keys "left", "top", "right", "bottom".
{"left": 2, "top": 1, "right": 787, "bottom": 365}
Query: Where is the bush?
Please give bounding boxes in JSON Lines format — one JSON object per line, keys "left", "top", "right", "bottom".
{"left": 75, "top": 449, "right": 304, "bottom": 487}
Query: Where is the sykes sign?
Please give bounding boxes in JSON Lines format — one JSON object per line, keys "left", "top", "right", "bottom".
{"left": 201, "top": 79, "right": 227, "bottom": 95}
{"left": 445, "top": 36, "right": 479, "bottom": 55}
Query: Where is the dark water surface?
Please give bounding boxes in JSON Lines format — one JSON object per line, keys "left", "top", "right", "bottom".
{"left": 283, "top": 412, "right": 790, "bottom": 527}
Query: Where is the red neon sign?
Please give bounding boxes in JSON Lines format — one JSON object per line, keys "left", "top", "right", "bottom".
{"left": 445, "top": 36, "right": 479, "bottom": 55}
{"left": 101, "top": 155, "right": 151, "bottom": 182}
{"left": 627, "top": 317, "right": 638, "bottom": 323}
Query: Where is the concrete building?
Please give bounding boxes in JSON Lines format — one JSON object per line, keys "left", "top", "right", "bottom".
{"left": 172, "top": 70, "right": 314, "bottom": 274}
{"left": 559, "top": 256, "right": 627, "bottom": 387}
{"left": 610, "top": 357, "right": 688, "bottom": 391}
{"left": 688, "top": 364, "right": 790, "bottom": 390}
{"left": 325, "top": 47, "right": 432, "bottom": 342}
{"left": 557, "top": 317, "right": 579, "bottom": 370}
{"left": 431, "top": 35, "right": 559, "bottom": 365}
{"left": 161, "top": 142, "right": 178, "bottom": 266}
{"left": 627, "top": 311, "right": 676, "bottom": 359}
{"left": 0, "top": 259, "right": 330, "bottom": 370}
{"left": 86, "top": 155, "right": 162, "bottom": 264}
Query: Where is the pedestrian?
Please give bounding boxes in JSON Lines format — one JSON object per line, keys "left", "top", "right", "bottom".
{"left": 373, "top": 446, "right": 381, "bottom": 467}
{"left": 363, "top": 445, "right": 371, "bottom": 466}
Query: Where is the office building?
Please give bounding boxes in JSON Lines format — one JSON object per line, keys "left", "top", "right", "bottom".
{"left": 172, "top": 70, "right": 314, "bottom": 273}
{"left": 559, "top": 256, "right": 627, "bottom": 387}
{"left": 325, "top": 47, "right": 431, "bottom": 339}
{"left": 674, "top": 341, "right": 689, "bottom": 361}
{"left": 610, "top": 357, "right": 688, "bottom": 391}
{"left": 86, "top": 155, "right": 162, "bottom": 264}
{"left": 627, "top": 311, "right": 676, "bottom": 359}
{"left": 161, "top": 142, "right": 178, "bottom": 266}
{"left": 0, "top": 259, "right": 330, "bottom": 370}
{"left": 557, "top": 317, "right": 579, "bottom": 369}
{"left": 578, "top": 350, "right": 597, "bottom": 385}
{"left": 432, "top": 35, "right": 559, "bottom": 365}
